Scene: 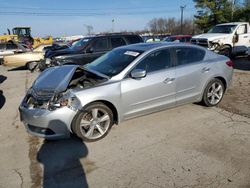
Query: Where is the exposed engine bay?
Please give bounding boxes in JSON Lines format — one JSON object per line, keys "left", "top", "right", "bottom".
{"left": 22, "top": 65, "right": 108, "bottom": 110}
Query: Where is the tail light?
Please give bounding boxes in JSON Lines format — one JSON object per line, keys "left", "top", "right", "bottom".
{"left": 226, "top": 60, "right": 233, "bottom": 67}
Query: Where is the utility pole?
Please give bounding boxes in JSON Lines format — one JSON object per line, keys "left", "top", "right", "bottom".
{"left": 180, "top": 5, "right": 186, "bottom": 34}
{"left": 231, "top": 0, "right": 236, "bottom": 21}
{"left": 112, "top": 19, "right": 115, "bottom": 33}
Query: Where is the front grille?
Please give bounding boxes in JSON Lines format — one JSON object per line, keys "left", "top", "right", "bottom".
{"left": 191, "top": 38, "right": 209, "bottom": 48}
{"left": 31, "top": 89, "right": 54, "bottom": 101}
{"left": 23, "top": 88, "right": 54, "bottom": 109}
{"left": 28, "top": 124, "right": 55, "bottom": 135}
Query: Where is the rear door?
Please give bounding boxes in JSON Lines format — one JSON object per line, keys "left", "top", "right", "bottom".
{"left": 121, "top": 48, "right": 176, "bottom": 119}
{"left": 174, "top": 46, "right": 207, "bottom": 104}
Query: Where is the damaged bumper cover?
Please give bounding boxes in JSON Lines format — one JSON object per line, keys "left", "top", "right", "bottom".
{"left": 19, "top": 65, "right": 107, "bottom": 139}
{"left": 19, "top": 105, "right": 77, "bottom": 139}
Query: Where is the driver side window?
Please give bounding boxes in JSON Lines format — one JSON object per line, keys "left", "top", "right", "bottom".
{"left": 92, "top": 38, "right": 108, "bottom": 52}
{"left": 134, "top": 49, "right": 171, "bottom": 73}
{"left": 237, "top": 25, "right": 247, "bottom": 35}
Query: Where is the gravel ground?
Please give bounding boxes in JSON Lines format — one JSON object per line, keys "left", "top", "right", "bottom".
{"left": 0, "top": 59, "right": 250, "bottom": 188}
{"left": 219, "top": 57, "right": 250, "bottom": 118}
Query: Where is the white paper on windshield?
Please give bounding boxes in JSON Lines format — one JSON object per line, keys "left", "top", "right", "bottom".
{"left": 124, "top": 51, "right": 140, "bottom": 57}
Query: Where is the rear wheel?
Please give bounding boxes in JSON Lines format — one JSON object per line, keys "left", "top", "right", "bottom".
{"left": 202, "top": 78, "right": 225, "bottom": 107}
{"left": 72, "top": 102, "right": 113, "bottom": 142}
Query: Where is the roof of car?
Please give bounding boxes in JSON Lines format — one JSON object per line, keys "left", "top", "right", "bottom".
{"left": 170, "top": 35, "right": 192, "bottom": 38}
{"left": 119, "top": 42, "right": 199, "bottom": 52}
{"left": 217, "top": 22, "right": 249, "bottom": 26}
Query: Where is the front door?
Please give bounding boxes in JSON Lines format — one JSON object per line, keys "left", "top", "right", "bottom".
{"left": 235, "top": 24, "right": 250, "bottom": 48}
{"left": 121, "top": 48, "right": 176, "bottom": 119}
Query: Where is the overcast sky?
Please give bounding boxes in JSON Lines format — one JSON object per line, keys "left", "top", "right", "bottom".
{"left": 0, "top": 0, "right": 196, "bottom": 37}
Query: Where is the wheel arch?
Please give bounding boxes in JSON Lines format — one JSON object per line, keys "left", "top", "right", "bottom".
{"left": 214, "top": 76, "right": 227, "bottom": 90}
{"left": 81, "top": 100, "right": 119, "bottom": 125}
{"left": 199, "top": 75, "right": 228, "bottom": 102}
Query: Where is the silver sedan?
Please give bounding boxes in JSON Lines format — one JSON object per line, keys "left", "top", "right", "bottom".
{"left": 19, "top": 43, "right": 233, "bottom": 142}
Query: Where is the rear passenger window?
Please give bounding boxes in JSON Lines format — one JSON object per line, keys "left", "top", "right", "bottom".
{"left": 92, "top": 38, "right": 108, "bottom": 52}
{"left": 135, "top": 49, "right": 171, "bottom": 73}
{"left": 111, "top": 37, "right": 126, "bottom": 48}
{"left": 175, "top": 47, "right": 205, "bottom": 65}
{"left": 125, "top": 35, "right": 143, "bottom": 44}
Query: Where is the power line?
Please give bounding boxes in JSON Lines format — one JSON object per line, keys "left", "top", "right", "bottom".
{"left": 0, "top": 9, "right": 194, "bottom": 17}
{"left": 0, "top": 6, "right": 187, "bottom": 11}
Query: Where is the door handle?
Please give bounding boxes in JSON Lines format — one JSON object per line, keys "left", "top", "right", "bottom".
{"left": 163, "top": 78, "right": 175, "bottom": 84}
{"left": 202, "top": 67, "right": 210, "bottom": 73}
{"left": 243, "top": 36, "right": 248, "bottom": 38}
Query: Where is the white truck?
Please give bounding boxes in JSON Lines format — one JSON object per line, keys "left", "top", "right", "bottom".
{"left": 191, "top": 22, "right": 250, "bottom": 57}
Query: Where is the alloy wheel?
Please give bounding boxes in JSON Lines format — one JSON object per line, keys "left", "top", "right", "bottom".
{"left": 80, "top": 108, "right": 111, "bottom": 140}
{"left": 207, "top": 82, "right": 224, "bottom": 105}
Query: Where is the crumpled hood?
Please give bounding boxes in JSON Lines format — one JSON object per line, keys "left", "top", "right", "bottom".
{"left": 32, "top": 65, "right": 79, "bottom": 93}
{"left": 192, "top": 33, "right": 231, "bottom": 41}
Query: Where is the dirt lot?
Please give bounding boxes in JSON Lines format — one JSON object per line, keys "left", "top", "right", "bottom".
{"left": 0, "top": 58, "right": 250, "bottom": 188}
{"left": 219, "top": 57, "right": 250, "bottom": 118}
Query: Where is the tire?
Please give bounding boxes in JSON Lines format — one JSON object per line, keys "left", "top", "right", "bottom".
{"left": 219, "top": 45, "right": 232, "bottom": 58}
{"left": 202, "top": 78, "right": 225, "bottom": 107}
{"left": 72, "top": 102, "right": 114, "bottom": 142}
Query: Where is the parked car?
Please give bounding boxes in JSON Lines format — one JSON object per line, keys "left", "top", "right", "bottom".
{"left": 163, "top": 35, "right": 192, "bottom": 43}
{"left": 0, "top": 41, "right": 29, "bottom": 64}
{"left": 39, "top": 33, "right": 143, "bottom": 71}
{"left": 3, "top": 44, "right": 50, "bottom": 70}
{"left": 19, "top": 43, "right": 233, "bottom": 142}
{"left": 191, "top": 22, "right": 250, "bottom": 57}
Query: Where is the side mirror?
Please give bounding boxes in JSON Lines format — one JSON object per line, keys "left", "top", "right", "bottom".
{"left": 86, "top": 47, "right": 94, "bottom": 53}
{"left": 233, "top": 34, "right": 239, "bottom": 43}
{"left": 131, "top": 69, "right": 146, "bottom": 79}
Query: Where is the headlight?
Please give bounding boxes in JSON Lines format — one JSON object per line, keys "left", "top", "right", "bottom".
{"left": 45, "top": 58, "right": 51, "bottom": 65}
{"left": 48, "top": 92, "right": 81, "bottom": 111}
{"left": 212, "top": 39, "right": 221, "bottom": 43}
{"left": 54, "top": 56, "right": 63, "bottom": 60}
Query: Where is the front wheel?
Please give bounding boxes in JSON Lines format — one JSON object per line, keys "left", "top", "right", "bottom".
{"left": 72, "top": 102, "right": 114, "bottom": 142}
{"left": 219, "top": 45, "right": 232, "bottom": 57}
{"left": 202, "top": 78, "right": 225, "bottom": 107}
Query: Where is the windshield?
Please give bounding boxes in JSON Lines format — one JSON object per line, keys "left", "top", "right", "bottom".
{"left": 70, "top": 38, "right": 92, "bottom": 50}
{"left": 85, "top": 48, "right": 143, "bottom": 77}
{"left": 208, "top": 25, "right": 237, "bottom": 34}
{"left": 164, "top": 37, "right": 176, "bottom": 42}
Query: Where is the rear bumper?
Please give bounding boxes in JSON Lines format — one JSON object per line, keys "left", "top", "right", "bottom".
{"left": 19, "top": 105, "right": 77, "bottom": 139}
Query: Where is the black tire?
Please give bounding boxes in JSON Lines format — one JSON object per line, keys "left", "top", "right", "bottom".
{"left": 72, "top": 102, "right": 114, "bottom": 142}
{"left": 219, "top": 45, "right": 232, "bottom": 58}
{"left": 202, "top": 78, "right": 225, "bottom": 107}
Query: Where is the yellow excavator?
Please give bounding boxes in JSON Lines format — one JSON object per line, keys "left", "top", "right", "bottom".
{"left": 0, "top": 27, "right": 52, "bottom": 48}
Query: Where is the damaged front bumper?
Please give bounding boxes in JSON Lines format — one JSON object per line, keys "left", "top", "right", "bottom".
{"left": 19, "top": 91, "right": 77, "bottom": 139}
{"left": 19, "top": 104, "right": 77, "bottom": 139}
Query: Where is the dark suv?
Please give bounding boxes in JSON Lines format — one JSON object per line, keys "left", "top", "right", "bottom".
{"left": 40, "top": 34, "right": 143, "bottom": 70}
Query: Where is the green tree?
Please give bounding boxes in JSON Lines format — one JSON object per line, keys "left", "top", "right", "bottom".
{"left": 233, "top": 0, "right": 250, "bottom": 21}
{"left": 193, "top": 0, "right": 232, "bottom": 32}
